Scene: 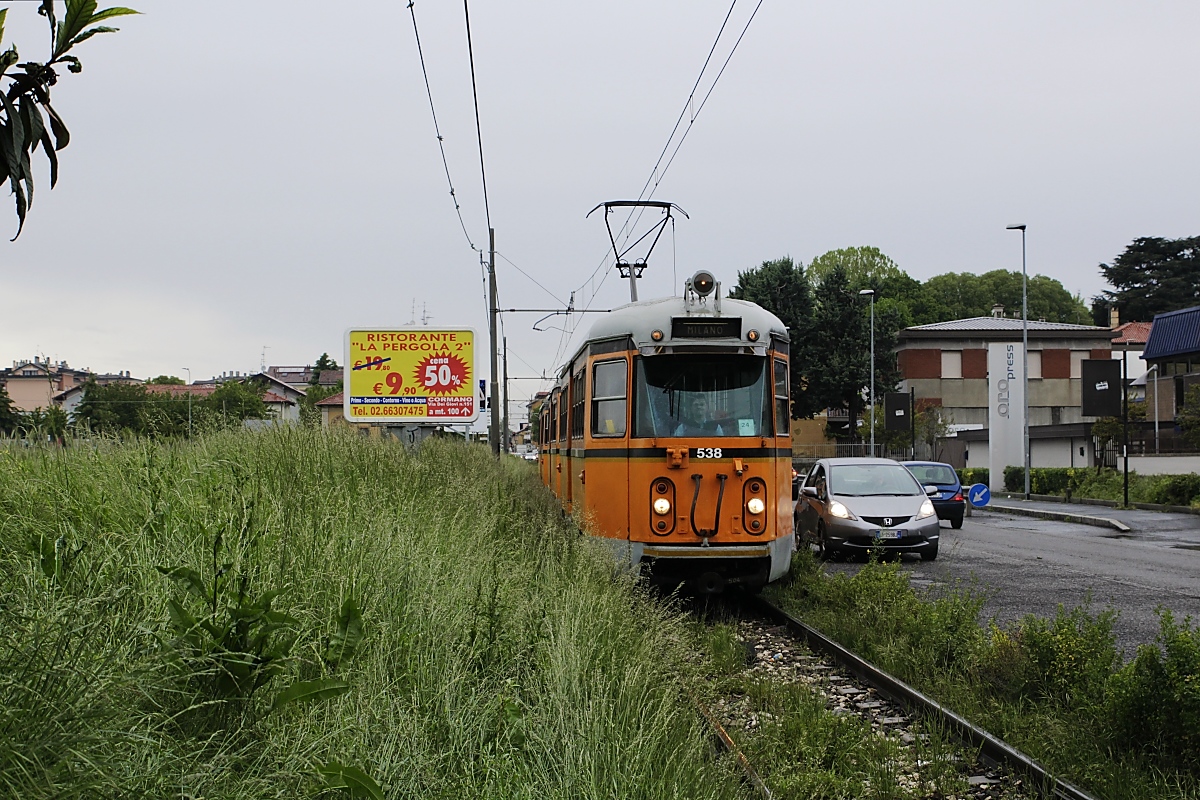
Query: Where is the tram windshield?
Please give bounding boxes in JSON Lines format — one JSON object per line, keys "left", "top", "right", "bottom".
{"left": 634, "top": 355, "right": 770, "bottom": 438}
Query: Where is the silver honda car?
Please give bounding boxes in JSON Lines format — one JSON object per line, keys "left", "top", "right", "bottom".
{"left": 795, "top": 457, "right": 941, "bottom": 561}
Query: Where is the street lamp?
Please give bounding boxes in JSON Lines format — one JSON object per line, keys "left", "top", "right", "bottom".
{"left": 859, "top": 288, "right": 876, "bottom": 457}
{"left": 1006, "top": 224, "right": 1030, "bottom": 500}
{"left": 1147, "top": 363, "right": 1160, "bottom": 454}
{"left": 182, "top": 367, "right": 192, "bottom": 437}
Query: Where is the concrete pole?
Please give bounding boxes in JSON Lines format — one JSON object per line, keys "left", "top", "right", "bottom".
{"left": 488, "top": 228, "right": 500, "bottom": 458}
{"left": 502, "top": 336, "right": 510, "bottom": 454}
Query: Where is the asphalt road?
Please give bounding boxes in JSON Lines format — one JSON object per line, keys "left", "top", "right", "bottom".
{"left": 816, "top": 508, "right": 1200, "bottom": 658}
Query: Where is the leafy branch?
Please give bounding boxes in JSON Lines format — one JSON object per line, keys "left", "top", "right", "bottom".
{"left": 0, "top": 0, "right": 137, "bottom": 238}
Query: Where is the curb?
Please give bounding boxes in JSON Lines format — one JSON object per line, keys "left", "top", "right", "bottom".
{"left": 978, "top": 502, "right": 1132, "bottom": 533}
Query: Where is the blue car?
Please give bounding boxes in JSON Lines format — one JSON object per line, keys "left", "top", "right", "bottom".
{"left": 900, "top": 461, "right": 965, "bottom": 529}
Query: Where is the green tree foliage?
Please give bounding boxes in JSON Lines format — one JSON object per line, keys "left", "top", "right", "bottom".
{"left": 0, "top": 1, "right": 138, "bottom": 237}
{"left": 19, "top": 404, "right": 67, "bottom": 441}
{"left": 75, "top": 379, "right": 267, "bottom": 437}
{"left": 146, "top": 375, "right": 184, "bottom": 385}
{"left": 298, "top": 383, "right": 340, "bottom": 427}
{"left": 808, "top": 265, "right": 871, "bottom": 435}
{"left": 924, "top": 270, "right": 1090, "bottom": 324}
{"left": 210, "top": 380, "right": 267, "bottom": 422}
{"left": 1095, "top": 236, "right": 1200, "bottom": 323}
{"left": 1177, "top": 386, "right": 1200, "bottom": 449}
{"left": 0, "top": 383, "right": 19, "bottom": 434}
{"left": 728, "top": 257, "right": 818, "bottom": 417}
{"left": 311, "top": 352, "right": 339, "bottom": 378}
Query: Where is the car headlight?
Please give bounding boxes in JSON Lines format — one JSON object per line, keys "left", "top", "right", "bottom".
{"left": 747, "top": 498, "right": 765, "bottom": 515}
{"left": 653, "top": 498, "right": 671, "bottom": 515}
{"left": 917, "top": 499, "right": 936, "bottom": 519}
{"left": 829, "top": 500, "right": 854, "bottom": 519}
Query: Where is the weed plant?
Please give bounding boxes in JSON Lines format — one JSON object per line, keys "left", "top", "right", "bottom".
{"left": 770, "top": 551, "right": 1200, "bottom": 799}
{"left": 0, "top": 430, "right": 742, "bottom": 799}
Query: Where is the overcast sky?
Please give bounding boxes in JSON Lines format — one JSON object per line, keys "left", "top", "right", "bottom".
{"left": 2, "top": 1, "right": 1197, "bottom": 422}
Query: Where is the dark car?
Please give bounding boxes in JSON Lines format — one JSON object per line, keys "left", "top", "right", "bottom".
{"left": 901, "top": 461, "right": 965, "bottom": 529}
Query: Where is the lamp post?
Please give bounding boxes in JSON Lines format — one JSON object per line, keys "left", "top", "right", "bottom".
{"left": 1148, "top": 363, "right": 1160, "bottom": 454}
{"left": 1006, "top": 224, "right": 1030, "bottom": 500}
{"left": 859, "top": 288, "right": 876, "bottom": 457}
{"left": 182, "top": 367, "right": 192, "bottom": 437}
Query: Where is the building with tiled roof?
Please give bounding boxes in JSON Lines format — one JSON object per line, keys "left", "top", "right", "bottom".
{"left": 895, "top": 307, "right": 1116, "bottom": 470}
{"left": 1141, "top": 306, "right": 1200, "bottom": 428}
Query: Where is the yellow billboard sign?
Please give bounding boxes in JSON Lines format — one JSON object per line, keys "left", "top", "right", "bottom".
{"left": 344, "top": 328, "right": 478, "bottom": 423}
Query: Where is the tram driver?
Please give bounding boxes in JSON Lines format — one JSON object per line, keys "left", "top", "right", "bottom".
{"left": 673, "top": 395, "right": 725, "bottom": 437}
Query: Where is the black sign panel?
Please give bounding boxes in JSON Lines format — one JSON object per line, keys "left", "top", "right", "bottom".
{"left": 1081, "top": 359, "right": 1123, "bottom": 417}
{"left": 670, "top": 317, "right": 742, "bottom": 339}
{"left": 884, "top": 392, "right": 911, "bottom": 431}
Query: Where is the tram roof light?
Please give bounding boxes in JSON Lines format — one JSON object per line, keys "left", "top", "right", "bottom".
{"left": 691, "top": 270, "right": 716, "bottom": 297}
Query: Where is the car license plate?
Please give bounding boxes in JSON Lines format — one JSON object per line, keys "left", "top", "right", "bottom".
{"left": 872, "top": 529, "right": 903, "bottom": 540}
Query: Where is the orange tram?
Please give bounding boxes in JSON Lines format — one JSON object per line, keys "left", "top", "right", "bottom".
{"left": 538, "top": 271, "right": 794, "bottom": 593}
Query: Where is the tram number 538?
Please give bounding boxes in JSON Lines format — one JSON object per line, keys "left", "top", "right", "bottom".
{"left": 694, "top": 448, "right": 723, "bottom": 459}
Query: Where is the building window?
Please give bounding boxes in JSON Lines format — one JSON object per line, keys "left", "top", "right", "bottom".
{"left": 1028, "top": 350, "right": 1042, "bottom": 379}
{"left": 1070, "top": 351, "right": 1087, "bottom": 379}
{"left": 941, "top": 350, "right": 962, "bottom": 379}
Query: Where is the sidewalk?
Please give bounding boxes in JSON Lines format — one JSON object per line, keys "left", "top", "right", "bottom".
{"left": 977, "top": 497, "right": 1200, "bottom": 534}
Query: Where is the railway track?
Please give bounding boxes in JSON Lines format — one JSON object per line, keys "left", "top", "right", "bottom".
{"left": 693, "top": 592, "right": 1099, "bottom": 800}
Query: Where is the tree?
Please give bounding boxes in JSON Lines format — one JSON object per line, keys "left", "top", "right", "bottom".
{"left": 0, "top": 383, "right": 20, "bottom": 434}
{"left": 728, "top": 256, "right": 820, "bottom": 418}
{"left": 1176, "top": 387, "right": 1200, "bottom": 450}
{"left": 914, "top": 405, "right": 951, "bottom": 460}
{"left": 208, "top": 380, "right": 267, "bottom": 422}
{"left": 147, "top": 375, "right": 184, "bottom": 385}
{"left": 923, "top": 270, "right": 1089, "bottom": 324}
{"left": 298, "top": 383, "right": 340, "bottom": 426}
{"left": 0, "top": 1, "right": 139, "bottom": 237}
{"left": 1094, "top": 236, "right": 1200, "bottom": 323}
{"left": 807, "top": 265, "right": 871, "bottom": 438}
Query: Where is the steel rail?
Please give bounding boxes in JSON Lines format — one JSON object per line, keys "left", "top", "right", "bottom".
{"left": 687, "top": 688, "right": 773, "bottom": 800}
{"left": 750, "top": 595, "right": 1098, "bottom": 800}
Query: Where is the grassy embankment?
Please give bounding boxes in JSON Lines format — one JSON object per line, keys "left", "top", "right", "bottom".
{"left": 768, "top": 552, "right": 1200, "bottom": 800}
{"left": 0, "top": 429, "right": 745, "bottom": 799}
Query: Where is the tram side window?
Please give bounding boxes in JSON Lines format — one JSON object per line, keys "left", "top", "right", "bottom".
{"left": 591, "top": 359, "right": 628, "bottom": 437}
{"left": 774, "top": 358, "right": 790, "bottom": 436}
{"left": 570, "top": 370, "right": 585, "bottom": 439}
{"left": 558, "top": 389, "right": 568, "bottom": 442}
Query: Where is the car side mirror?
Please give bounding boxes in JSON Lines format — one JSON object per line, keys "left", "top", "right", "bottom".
{"left": 924, "top": 485, "right": 939, "bottom": 496}
{"left": 802, "top": 486, "right": 818, "bottom": 498}
{"left": 792, "top": 483, "right": 800, "bottom": 502}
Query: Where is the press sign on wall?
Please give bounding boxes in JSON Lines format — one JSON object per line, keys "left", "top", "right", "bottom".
{"left": 344, "top": 328, "right": 478, "bottom": 423}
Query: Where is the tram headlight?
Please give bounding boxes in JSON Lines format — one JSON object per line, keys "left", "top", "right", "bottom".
{"left": 747, "top": 329, "right": 760, "bottom": 342}
{"left": 653, "top": 498, "right": 672, "bottom": 515}
{"left": 691, "top": 270, "right": 716, "bottom": 297}
{"left": 746, "top": 498, "right": 765, "bottom": 515}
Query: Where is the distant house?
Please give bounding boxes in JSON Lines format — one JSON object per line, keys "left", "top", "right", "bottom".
{"left": 1142, "top": 305, "right": 1200, "bottom": 424}
{"left": 895, "top": 309, "right": 1115, "bottom": 469}
{"left": 316, "top": 391, "right": 346, "bottom": 428}
{"left": 1, "top": 358, "right": 93, "bottom": 411}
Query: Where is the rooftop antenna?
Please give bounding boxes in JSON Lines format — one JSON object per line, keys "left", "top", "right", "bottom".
{"left": 421, "top": 303, "right": 432, "bottom": 326}
{"left": 407, "top": 299, "right": 417, "bottom": 326}
{"left": 587, "top": 200, "right": 688, "bottom": 302}
{"left": 261, "top": 345, "right": 269, "bottom": 373}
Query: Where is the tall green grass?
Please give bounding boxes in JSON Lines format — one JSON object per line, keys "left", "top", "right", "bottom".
{"left": 0, "top": 430, "right": 742, "bottom": 799}
{"left": 770, "top": 552, "right": 1200, "bottom": 799}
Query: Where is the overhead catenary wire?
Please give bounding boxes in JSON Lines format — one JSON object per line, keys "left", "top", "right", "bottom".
{"left": 462, "top": 0, "right": 492, "bottom": 233}
{"left": 406, "top": 0, "right": 479, "bottom": 253}
{"left": 568, "top": 0, "right": 763, "bottom": 326}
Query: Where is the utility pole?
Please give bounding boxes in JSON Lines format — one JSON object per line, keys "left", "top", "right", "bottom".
{"left": 488, "top": 228, "right": 500, "bottom": 458}
{"left": 502, "top": 336, "right": 510, "bottom": 454}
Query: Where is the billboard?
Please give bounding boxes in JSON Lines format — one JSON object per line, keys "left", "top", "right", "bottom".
{"left": 884, "top": 392, "right": 911, "bottom": 432}
{"left": 344, "top": 328, "right": 478, "bottom": 423}
{"left": 988, "top": 342, "right": 1025, "bottom": 493}
{"left": 1081, "top": 359, "right": 1123, "bottom": 418}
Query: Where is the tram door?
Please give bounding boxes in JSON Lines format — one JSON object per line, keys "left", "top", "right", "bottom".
{"left": 557, "top": 382, "right": 571, "bottom": 507}
{"left": 586, "top": 356, "right": 631, "bottom": 541}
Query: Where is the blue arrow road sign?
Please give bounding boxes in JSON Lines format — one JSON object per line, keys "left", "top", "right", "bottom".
{"left": 968, "top": 483, "right": 990, "bottom": 507}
